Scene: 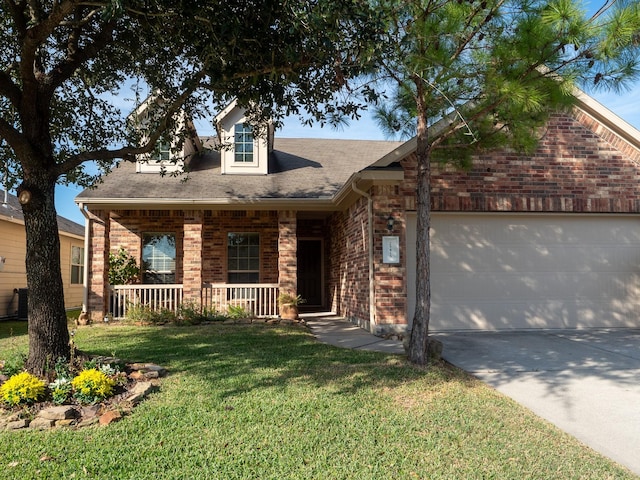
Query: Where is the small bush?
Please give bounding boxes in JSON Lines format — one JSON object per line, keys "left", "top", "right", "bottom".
{"left": 0, "top": 354, "right": 26, "bottom": 377}
{"left": 125, "top": 304, "right": 176, "bottom": 325}
{"left": 0, "top": 372, "right": 46, "bottom": 406}
{"left": 71, "top": 369, "right": 116, "bottom": 404}
{"left": 49, "top": 378, "right": 72, "bottom": 405}
{"left": 227, "top": 305, "right": 252, "bottom": 320}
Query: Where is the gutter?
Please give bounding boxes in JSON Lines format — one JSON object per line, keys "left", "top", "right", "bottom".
{"left": 351, "top": 180, "right": 376, "bottom": 332}
{"left": 77, "top": 202, "right": 91, "bottom": 314}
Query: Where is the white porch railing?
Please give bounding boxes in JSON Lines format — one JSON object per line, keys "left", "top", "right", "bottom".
{"left": 202, "top": 283, "right": 279, "bottom": 318}
{"left": 108, "top": 283, "right": 279, "bottom": 320}
{"left": 109, "top": 284, "right": 183, "bottom": 320}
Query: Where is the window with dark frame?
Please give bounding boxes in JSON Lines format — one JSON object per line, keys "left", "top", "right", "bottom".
{"left": 227, "top": 233, "right": 259, "bottom": 283}
{"left": 142, "top": 233, "right": 176, "bottom": 284}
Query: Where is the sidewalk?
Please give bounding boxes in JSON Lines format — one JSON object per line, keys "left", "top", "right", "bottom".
{"left": 303, "top": 314, "right": 405, "bottom": 354}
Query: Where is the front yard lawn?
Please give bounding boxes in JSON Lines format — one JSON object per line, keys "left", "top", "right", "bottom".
{"left": 0, "top": 322, "right": 636, "bottom": 479}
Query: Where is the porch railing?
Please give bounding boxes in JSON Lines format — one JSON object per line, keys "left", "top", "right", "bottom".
{"left": 108, "top": 283, "right": 279, "bottom": 320}
{"left": 109, "top": 284, "right": 183, "bottom": 321}
{"left": 202, "top": 283, "right": 279, "bottom": 318}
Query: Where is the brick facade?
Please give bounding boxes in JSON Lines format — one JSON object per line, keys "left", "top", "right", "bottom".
{"left": 400, "top": 112, "right": 640, "bottom": 214}
{"left": 85, "top": 106, "right": 640, "bottom": 331}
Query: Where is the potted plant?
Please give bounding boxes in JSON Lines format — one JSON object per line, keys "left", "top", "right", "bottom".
{"left": 278, "top": 292, "right": 306, "bottom": 320}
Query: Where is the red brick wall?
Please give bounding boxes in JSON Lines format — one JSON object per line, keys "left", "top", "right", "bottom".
{"left": 328, "top": 197, "right": 370, "bottom": 325}
{"left": 87, "top": 209, "right": 280, "bottom": 318}
{"left": 372, "top": 184, "right": 407, "bottom": 327}
{"left": 202, "top": 210, "right": 279, "bottom": 284}
{"left": 400, "top": 112, "right": 640, "bottom": 213}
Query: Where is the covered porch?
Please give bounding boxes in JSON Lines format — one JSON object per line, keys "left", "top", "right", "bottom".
{"left": 85, "top": 207, "right": 335, "bottom": 323}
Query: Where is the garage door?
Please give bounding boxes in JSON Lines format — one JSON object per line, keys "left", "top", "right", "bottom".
{"left": 406, "top": 213, "right": 640, "bottom": 330}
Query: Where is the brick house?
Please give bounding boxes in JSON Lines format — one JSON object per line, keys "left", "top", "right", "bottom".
{"left": 77, "top": 91, "right": 640, "bottom": 333}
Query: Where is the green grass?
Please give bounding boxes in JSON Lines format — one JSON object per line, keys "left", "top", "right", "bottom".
{"left": 0, "top": 323, "right": 636, "bottom": 479}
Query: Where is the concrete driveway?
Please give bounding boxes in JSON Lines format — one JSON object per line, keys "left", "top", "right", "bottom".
{"left": 432, "top": 329, "right": 640, "bottom": 476}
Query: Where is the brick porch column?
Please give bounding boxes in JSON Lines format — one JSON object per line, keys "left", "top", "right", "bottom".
{"left": 87, "top": 210, "right": 110, "bottom": 323}
{"left": 182, "top": 210, "right": 203, "bottom": 305}
{"left": 278, "top": 210, "right": 297, "bottom": 295}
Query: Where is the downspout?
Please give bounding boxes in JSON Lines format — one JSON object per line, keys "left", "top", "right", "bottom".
{"left": 351, "top": 180, "right": 376, "bottom": 332}
{"left": 77, "top": 202, "right": 91, "bottom": 314}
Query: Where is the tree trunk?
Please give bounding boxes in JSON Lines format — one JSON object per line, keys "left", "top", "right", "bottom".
{"left": 20, "top": 175, "right": 70, "bottom": 375}
{"left": 407, "top": 83, "right": 432, "bottom": 366}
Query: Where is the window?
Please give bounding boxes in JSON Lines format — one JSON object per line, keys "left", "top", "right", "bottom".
{"left": 227, "top": 233, "right": 259, "bottom": 283}
{"left": 153, "top": 141, "right": 171, "bottom": 162}
{"left": 71, "top": 246, "right": 84, "bottom": 285}
{"left": 142, "top": 233, "right": 176, "bottom": 284}
{"left": 234, "top": 123, "right": 254, "bottom": 163}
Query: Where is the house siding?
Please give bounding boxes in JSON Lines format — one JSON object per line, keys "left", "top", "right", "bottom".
{"left": 1, "top": 216, "right": 83, "bottom": 318}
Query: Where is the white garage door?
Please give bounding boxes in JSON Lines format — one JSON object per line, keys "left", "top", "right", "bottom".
{"left": 407, "top": 213, "right": 640, "bottom": 330}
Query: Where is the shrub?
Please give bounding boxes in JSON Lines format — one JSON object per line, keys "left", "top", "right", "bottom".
{"left": 177, "top": 302, "right": 204, "bottom": 325}
{"left": 108, "top": 248, "right": 140, "bottom": 285}
{"left": 0, "top": 372, "right": 46, "bottom": 406}
{"left": 72, "top": 369, "right": 116, "bottom": 404}
{"left": 125, "top": 303, "right": 176, "bottom": 324}
{"left": 49, "top": 378, "right": 72, "bottom": 405}
{"left": 227, "top": 304, "right": 252, "bottom": 320}
{"left": 0, "top": 354, "right": 26, "bottom": 377}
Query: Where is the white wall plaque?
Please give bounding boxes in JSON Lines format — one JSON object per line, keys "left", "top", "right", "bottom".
{"left": 382, "top": 236, "right": 400, "bottom": 264}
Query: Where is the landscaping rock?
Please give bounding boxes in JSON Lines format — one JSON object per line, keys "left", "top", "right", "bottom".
{"left": 99, "top": 410, "right": 122, "bottom": 426}
{"left": 6, "top": 419, "right": 29, "bottom": 430}
{"left": 55, "top": 419, "right": 78, "bottom": 428}
{"left": 38, "top": 406, "right": 78, "bottom": 421}
{"left": 0, "top": 362, "right": 167, "bottom": 432}
{"left": 80, "top": 405, "right": 101, "bottom": 418}
{"left": 125, "top": 381, "right": 156, "bottom": 405}
{"left": 29, "top": 418, "right": 56, "bottom": 430}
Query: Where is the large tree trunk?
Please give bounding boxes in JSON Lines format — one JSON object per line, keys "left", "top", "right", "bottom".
{"left": 19, "top": 175, "right": 70, "bottom": 376}
{"left": 407, "top": 84, "right": 431, "bottom": 366}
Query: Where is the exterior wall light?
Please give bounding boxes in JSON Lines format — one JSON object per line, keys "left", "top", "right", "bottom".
{"left": 386, "top": 215, "right": 395, "bottom": 232}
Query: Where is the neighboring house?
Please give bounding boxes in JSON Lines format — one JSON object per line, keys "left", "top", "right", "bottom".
{"left": 77, "top": 91, "right": 640, "bottom": 333}
{"left": 0, "top": 189, "right": 85, "bottom": 319}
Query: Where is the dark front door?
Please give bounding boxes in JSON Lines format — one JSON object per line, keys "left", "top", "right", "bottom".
{"left": 297, "top": 239, "right": 323, "bottom": 307}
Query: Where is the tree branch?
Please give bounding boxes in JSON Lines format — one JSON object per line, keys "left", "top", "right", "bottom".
{"left": 54, "top": 71, "right": 206, "bottom": 177}
{"left": 0, "top": 71, "right": 22, "bottom": 108}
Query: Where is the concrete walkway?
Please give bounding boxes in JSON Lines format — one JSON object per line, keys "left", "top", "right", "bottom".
{"left": 304, "top": 315, "right": 640, "bottom": 476}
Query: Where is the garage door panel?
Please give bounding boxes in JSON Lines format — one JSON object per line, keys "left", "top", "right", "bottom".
{"left": 407, "top": 213, "right": 640, "bottom": 330}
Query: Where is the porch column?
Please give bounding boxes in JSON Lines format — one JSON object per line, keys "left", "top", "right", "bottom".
{"left": 87, "top": 210, "right": 110, "bottom": 323}
{"left": 278, "top": 210, "right": 297, "bottom": 295}
{"left": 183, "top": 210, "right": 203, "bottom": 305}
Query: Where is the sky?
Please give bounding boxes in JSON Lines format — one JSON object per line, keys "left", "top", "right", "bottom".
{"left": 55, "top": 84, "right": 640, "bottom": 226}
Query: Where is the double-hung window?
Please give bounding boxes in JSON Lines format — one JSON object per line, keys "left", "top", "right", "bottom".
{"left": 234, "top": 124, "right": 254, "bottom": 163}
{"left": 142, "top": 233, "right": 176, "bottom": 284}
{"left": 71, "top": 246, "right": 84, "bottom": 285}
{"left": 227, "top": 233, "right": 259, "bottom": 283}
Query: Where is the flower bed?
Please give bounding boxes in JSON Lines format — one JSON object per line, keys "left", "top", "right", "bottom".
{"left": 0, "top": 357, "right": 166, "bottom": 431}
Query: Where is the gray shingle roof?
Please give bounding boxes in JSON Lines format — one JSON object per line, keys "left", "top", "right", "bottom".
{"left": 0, "top": 189, "right": 84, "bottom": 237}
{"left": 77, "top": 138, "right": 404, "bottom": 203}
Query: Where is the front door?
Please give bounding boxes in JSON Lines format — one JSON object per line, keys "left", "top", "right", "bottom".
{"left": 297, "top": 239, "right": 323, "bottom": 307}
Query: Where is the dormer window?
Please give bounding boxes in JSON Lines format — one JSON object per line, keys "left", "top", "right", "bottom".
{"left": 216, "top": 100, "right": 271, "bottom": 175}
{"left": 234, "top": 124, "right": 254, "bottom": 163}
{"left": 153, "top": 141, "right": 171, "bottom": 162}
